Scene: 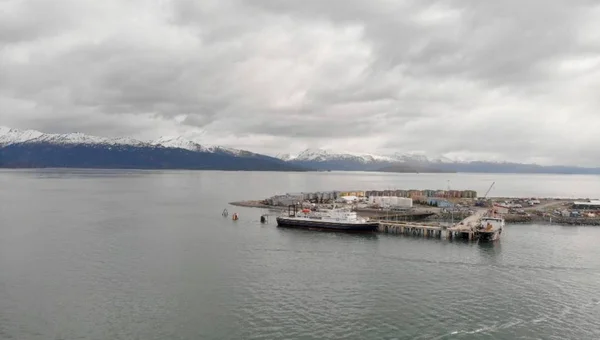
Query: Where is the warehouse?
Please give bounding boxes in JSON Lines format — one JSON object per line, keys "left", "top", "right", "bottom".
{"left": 572, "top": 200, "right": 600, "bottom": 209}
{"left": 368, "top": 196, "right": 413, "bottom": 208}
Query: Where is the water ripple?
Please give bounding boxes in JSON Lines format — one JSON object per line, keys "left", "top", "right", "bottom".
{"left": 2, "top": 170, "right": 600, "bottom": 339}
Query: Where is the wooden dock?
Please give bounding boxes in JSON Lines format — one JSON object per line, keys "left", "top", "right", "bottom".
{"left": 378, "top": 208, "right": 488, "bottom": 240}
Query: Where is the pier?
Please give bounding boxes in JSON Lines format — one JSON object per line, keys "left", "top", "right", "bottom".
{"left": 446, "top": 208, "right": 488, "bottom": 240}
{"left": 378, "top": 221, "right": 446, "bottom": 238}
{"left": 378, "top": 208, "right": 488, "bottom": 240}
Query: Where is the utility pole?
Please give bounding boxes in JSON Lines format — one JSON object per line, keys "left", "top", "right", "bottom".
{"left": 448, "top": 180, "right": 454, "bottom": 226}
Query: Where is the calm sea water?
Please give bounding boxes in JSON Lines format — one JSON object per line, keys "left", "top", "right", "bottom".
{"left": 1, "top": 170, "right": 600, "bottom": 340}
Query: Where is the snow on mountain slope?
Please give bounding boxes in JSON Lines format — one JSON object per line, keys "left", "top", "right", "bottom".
{"left": 283, "top": 148, "right": 396, "bottom": 163}
{"left": 33, "top": 132, "right": 150, "bottom": 147}
{"left": 390, "top": 152, "right": 431, "bottom": 164}
{"left": 151, "top": 136, "right": 250, "bottom": 156}
{"left": 276, "top": 148, "right": 469, "bottom": 164}
{"left": 0, "top": 126, "right": 149, "bottom": 147}
{"left": 0, "top": 126, "right": 255, "bottom": 157}
{"left": 430, "top": 156, "right": 455, "bottom": 163}
{"left": 0, "top": 126, "right": 44, "bottom": 145}
{"left": 0, "top": 127, "right": 457, "bottom": 164}
{"left": 278, "top": 148, "right": 444, "bottom": 164}
{"left": 275, "top": 153, "right": 294, "bottom": 161}
{"left": 152, "top": 136, "right": 207, "bottom": 152}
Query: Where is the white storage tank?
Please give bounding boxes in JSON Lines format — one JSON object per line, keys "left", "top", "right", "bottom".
{"left": 397, "top": 197, "right": 413, "bottom": 208}
{"left": 381, "top": 197, "right": 391, "bottom": 206}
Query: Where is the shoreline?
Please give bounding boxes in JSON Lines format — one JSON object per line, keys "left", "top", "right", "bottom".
{"left": 229, "top": 200, "right": 288, "bottom": 210}
{"left": 229, "top": 199, "right": 600, "bottom": 226}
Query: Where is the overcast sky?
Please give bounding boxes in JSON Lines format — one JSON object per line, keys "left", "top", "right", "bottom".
{"left": 1, "top": 0, "right": 600, "bottom": 165}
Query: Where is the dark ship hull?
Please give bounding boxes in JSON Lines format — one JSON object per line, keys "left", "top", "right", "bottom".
{"left": 478, "top": 229, "right": 502, "bottom": 241}
{"left": 276, "top": 217, "right": 379, "bottom": 233}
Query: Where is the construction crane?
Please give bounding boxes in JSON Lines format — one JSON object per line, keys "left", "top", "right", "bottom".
{"left": 475, "top": 182, "right": 495, "bottom": 207}
{"left": 483, "top": 181, "right": 495, "bottom": 198}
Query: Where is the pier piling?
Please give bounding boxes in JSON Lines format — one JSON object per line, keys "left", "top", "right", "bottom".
{"left": 378, "top": 208, "right": 488, "bottom": 241}
{"left": 378, "top": 221, "right": 446, "bottom": 238}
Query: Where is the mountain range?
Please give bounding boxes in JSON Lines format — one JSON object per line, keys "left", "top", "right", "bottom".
{"left": 0, "top": 126, "right": 302, "bottom": 171}
{"left": 1, "top": 126, "right": 599, "bottom": 174}
{"left": 275, "top": 149, "right": 451, "bottom": 171}
{"left": 276, "top": 148, "right": 600, "bottom": 174}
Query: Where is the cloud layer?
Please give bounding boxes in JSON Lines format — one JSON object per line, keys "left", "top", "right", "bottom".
{"left": 2, "top": 0, "right": 600, "bottom": 165}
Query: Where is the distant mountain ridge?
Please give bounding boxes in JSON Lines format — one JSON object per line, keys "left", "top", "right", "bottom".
{"left": 276, "top": 148, "right": 600, "bottom": 174}
{"left": 277, "top": 148, "right": 453, "bottom": 164}
{"left": 375, "top": 164, "right": 454, "bottom": 174}
{"left": 276, "top": 148, "right": 398, "bottom": 163}
{"left": 275, "top": 148, "right": 456, "bottom": 172}
{"left": 0, "top": 126, "right": 304, "bottom": 171}
{"left": 2, "top": 127, "right": 599, "bottom": 174}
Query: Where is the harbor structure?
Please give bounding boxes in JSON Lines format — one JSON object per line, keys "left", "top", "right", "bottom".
{"left": 368, "top": 196, "right": 413, "bottom": 208}
{"left": 267, "top": 191, "right": 342, "bottom": 205}
{"left": 269, "top": 203, "right": 501, "bottom": 241}
{"left": 377, "top": 208, "right": 499, "bottom": 241}
{"left": 267, "top": 194, "right": 305, "bottom": 206}
{"left": 266, "top": 188, "right": 478, "bottom": 207}
{"left": 234, "top": 192, "right": 600, "bottom": 226}
{"left": 365, "top": 189, "right": 477, "bottom": 199}
{"left": 572, "top": 200, "right": 600, "bottom": 209}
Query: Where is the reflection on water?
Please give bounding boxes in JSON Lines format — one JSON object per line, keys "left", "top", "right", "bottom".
{"left": 275, "top": 226, "right": 381, "bottom": 241}
{"left": 477, "top": 240, "right": 503, "bottom": 263}
{"left": 1, "top": 170, "right": 600, "bottom": 340}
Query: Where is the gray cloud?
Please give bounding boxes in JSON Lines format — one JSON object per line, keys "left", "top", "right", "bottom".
{"left": 1, "top": 0, "right": 600, "bottom": 165}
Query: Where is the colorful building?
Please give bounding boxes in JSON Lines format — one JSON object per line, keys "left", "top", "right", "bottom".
{"left": 426, "top": 198, "right": 453, "bottom": 208}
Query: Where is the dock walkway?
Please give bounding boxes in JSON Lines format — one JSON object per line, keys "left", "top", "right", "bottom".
{"left": 378, "top": 208, "right": 488, "bottom": 240}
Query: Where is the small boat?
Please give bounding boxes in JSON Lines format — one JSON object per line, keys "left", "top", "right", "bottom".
{"left": 477, "top": 212, "right": 505, "bottom": 241}
{"left": 276, "top": 205, "right": 379, "bottom": 233}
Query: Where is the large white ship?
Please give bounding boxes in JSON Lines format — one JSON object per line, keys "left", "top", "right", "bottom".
{"left": 276, "top": 205, "right": 379, "bottom": 233}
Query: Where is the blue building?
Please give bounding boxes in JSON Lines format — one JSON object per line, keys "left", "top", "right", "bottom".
{"left": 426, "top": 198, "right": 453, "bottom": 208}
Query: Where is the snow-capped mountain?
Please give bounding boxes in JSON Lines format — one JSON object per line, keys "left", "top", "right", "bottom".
{"left": 0, "top": 126, "right": 253, "bottom": 154}
{"left": 273, "top": 148, "right": 600, "bottom": 174}
{"left": 151, "top": 136, "right": 248, "bottom": 156}
{"left": 389, "top": 152, "right": 431, "bottom": 164}
{"left": 3, "top": 127, "right": 599, "bottom": 174}
{"left": 274, "top": 148, "right": 469, "bottom": 172}
{"left": 275, "top": 153, "right": 294, "bottom": 161}
{"left": 280, "top": 148, "right": 396, "bottom": 163}
{"left": 0, "top": 126, "right": 44, "bottom": 145}
{"left": 0, "top": 128, "right": 458, "bottom": 166}
{"left": 151, "top": 136, "right": 204, "bottom": 152}
{"left": 431, "top": 156, "right": 456, "bottom": 164}
{"left": 276, "top": 148, "right": 446, "bottom": 164}
{"left": 0, "top": 126, "right": 150, "bottom": 147}
{"left": 274, "top": 148, "right": 414, "bottom": 171}
{"left": 0, "top": 126, "right": 302, "bottom": 171}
